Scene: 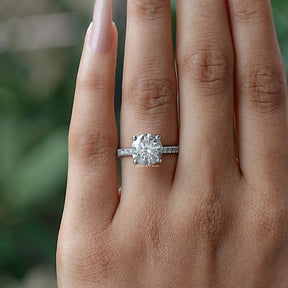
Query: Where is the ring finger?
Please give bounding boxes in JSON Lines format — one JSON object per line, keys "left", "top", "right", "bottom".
{"left": 120, "top": 0, "right": 178, "bottom": 200}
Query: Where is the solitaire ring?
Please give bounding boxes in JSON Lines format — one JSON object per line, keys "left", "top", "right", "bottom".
{"left": 117, "top": 133, "right": 179, "bottom": 166}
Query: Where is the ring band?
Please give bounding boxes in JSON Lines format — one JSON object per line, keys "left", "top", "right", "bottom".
{"left": 117, "top": 133, "right": 179, "bottom": 166}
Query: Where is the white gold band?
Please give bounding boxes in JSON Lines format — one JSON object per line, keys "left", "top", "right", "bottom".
{"left": 117, "top": 133, "right": 178, "bottom": 166}
{"left": 117, "top": 146, "right": 179, "bottom": 158}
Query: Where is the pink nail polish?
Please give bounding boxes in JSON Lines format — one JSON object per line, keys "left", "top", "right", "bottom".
{"left": 91, "top": 0, "right": 113, "bottom": 53}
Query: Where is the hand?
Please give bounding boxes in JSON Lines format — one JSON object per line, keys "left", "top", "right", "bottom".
{"left": 56, "top": 0, "right": 288, "bottom": 287}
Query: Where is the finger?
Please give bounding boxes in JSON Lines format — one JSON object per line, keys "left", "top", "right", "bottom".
{"left": 63, "top": 1, "right": 119, "bottom": 232}
{"left": 227, "top": 0, "right": 288, "bottom": 186}
{"left": 120, "top": 0, "right": 178, "bottom": 198}
{"left": 176, "top": 0, "right": 236, "bottom": 180}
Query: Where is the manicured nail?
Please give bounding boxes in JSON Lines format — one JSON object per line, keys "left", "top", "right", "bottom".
{"left": 90, "top": 0, "right": 113, "bottom": 53}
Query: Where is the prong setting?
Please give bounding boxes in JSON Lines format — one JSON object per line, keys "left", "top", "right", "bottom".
{"left": 131, "top": 134, "right": 163, "bottom": 166}
{"left": 117, "top": 134, "right": 178, "bottom": 166}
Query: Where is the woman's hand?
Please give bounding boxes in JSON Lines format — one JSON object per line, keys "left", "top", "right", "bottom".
{"left": 57, "top": 0, "right": 288, "bottom": 287}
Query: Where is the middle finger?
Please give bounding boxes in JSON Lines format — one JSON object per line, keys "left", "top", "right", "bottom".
{"left": 176, "top": 0, "right": 236, "bottom": 179}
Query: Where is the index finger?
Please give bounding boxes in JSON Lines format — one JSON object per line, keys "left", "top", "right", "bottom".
{"left": 62, "top": 2, "right": 119, "bottom": 234}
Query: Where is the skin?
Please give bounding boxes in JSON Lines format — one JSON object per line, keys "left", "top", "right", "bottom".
{"left": 56, "top": 0, "right": 288, "bottom": 287}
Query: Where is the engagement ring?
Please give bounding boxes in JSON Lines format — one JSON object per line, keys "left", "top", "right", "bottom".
{"left": 117, "top": 133, "right": 179, "bottom": 166}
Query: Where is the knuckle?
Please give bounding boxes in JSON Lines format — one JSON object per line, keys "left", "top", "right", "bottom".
{"left": 232, "top": 0, "right": 269, "bottom": 23}
{"left": 124, "top": 78, "right": 176, "bottom": 122}
{"left": 69, "top": 127, "right": 116, "bottom": 166}
{"left": 192, "top": 187, "right": 228, "bottom": 243}
{"left": 250, "top": 201, "right": 288, "bottom": 242}
{"left": 130, "top": 0, "right": 169, "bottom": 20}
{"left": 128, "top": 201, "right": 167, "bottom": 253}
{"left": 242, "top": 66, "right": 286, "bottom": 113}
{"left": 76, "top": 74, "right": 114, "bottom": 96}
{"left": 57, "top": 230, "right": 116, "bottom": 284}
{"left": 179, "top": 47, "right": 232, "bottom": 92}
{"left": 142, "top": 209, "right": 164, "bottom": 251}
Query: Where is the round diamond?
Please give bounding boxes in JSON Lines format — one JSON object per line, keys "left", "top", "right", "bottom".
{"left": 132, "top": 134, "right": 163, "bottom": 166}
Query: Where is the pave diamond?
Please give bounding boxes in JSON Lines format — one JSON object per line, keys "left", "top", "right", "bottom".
{"left": 132, "top": 134, "right": 163, "bottom": 166}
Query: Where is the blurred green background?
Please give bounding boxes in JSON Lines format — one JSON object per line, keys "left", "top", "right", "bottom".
{"left": 0, "top": 0, "right": 287, "bottom": 287}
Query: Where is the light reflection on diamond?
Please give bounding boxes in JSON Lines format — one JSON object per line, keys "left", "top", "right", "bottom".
{"left": 132, "top": 134, "right": 163, "bottom": 166}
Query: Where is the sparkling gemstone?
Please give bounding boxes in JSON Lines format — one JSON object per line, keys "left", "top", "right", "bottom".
{"left": 132, "top": 134, "right": 163, "bottom": 166}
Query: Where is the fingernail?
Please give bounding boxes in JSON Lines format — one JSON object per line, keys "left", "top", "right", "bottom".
{"left": 90, "top": 0, "right": 113, "bottom": 53}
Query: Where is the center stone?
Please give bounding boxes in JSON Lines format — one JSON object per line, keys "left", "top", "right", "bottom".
{"left": 132, "top": 134, "right": 163, "bottom": 166}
